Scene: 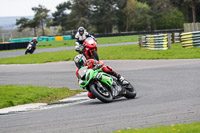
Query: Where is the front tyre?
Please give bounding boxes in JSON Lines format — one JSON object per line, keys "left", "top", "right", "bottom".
{"left": 90, "top": 84, "right": 113, "bottom": 103}
{"left": 124, "top": 83, "right": 137, "bottom": 99}
{"left": 30, "top": 47, "right": 35, "bottom": 54}
{"left": 92, "top": 50, "right": 99, "bottom": 61}
{"left": 25, "top": 49, "right": 29, "bottom": 55}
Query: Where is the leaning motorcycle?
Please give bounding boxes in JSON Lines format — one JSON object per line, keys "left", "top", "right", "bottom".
{"left": 25, "top": 42, "right": 35, "bottom": 55}
{"left": 78, "top": 66, "right": 137, "bottom": 103}
{"left": 80, "top": 37, "right": 99, "bottom": 61}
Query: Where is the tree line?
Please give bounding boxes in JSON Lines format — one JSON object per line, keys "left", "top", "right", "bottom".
{"left": 16, "top": 0, "right": 200, "bottom": 36}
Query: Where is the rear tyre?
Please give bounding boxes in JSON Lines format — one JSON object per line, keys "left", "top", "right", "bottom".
{"left": 92, "top": 50, "right": 99, "bottom": 61}
{"left": 90, "top": 84, "right": 113, "bottom": 103}
{"left": 124, "top": 83, "right": 137, "bottom": 99}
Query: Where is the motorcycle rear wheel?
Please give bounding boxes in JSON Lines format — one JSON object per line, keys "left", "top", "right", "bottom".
{"left": 90, "top": 84, "right": 113, "bottom": 103}
{"left": 124, "top": 83, "right": 137, "bottom": 99}
{"left": 92, "top": 50, "right": 99, "bottom": 61}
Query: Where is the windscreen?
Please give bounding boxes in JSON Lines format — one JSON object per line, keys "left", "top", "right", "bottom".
{"left": 78, "top": 66, "right": 88, "bottom": 78}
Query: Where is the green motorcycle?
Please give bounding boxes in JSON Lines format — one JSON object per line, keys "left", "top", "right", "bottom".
{"left": 78, "top": 66, "right": 137, "bottom": 103}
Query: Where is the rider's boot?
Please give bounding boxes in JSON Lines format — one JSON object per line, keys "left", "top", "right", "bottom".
{"left": 115, "top": 74, "right": 126, "bottom": 85}
{"left": 115, "top": 75, "right": 127, "bottom": 95}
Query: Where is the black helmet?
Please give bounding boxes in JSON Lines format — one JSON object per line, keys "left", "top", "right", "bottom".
{"left": 78, "top": 27, "right": 85, "bottom": 36}
{"left": 74, "top": 54, "right": 86, "bottom": 69}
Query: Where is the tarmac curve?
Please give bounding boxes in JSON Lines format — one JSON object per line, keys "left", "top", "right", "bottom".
{"left": 0, "top": 59, "right": 200, "bottom": 133}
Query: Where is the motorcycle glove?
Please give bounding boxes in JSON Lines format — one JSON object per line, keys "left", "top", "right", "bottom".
{"left": 93, "top": 64, "right": 102, "bottom": 70}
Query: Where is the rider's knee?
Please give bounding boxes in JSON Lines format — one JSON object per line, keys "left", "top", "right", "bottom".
{"left": 102, "top": 66, "right": 113, "bottom": 73}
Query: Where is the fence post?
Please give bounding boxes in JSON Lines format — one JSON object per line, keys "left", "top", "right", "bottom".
{"left": 172, "top": 33, "right": 175, "bottom": 43}
{"left": 167, "top": 34, "right": 171, "bottom": 49}
{"left": 139, "top": 36, "right": 143, "bottom": 48}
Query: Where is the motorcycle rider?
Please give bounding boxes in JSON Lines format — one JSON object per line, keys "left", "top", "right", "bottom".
{"left": 29, "top": 37, "right": 38, "bottom": 51}
{"left": 74, "top": 54, "right": 126, "bottom": 99}
{"left": 75, "top": 27, "right": 97, "bottom": 53}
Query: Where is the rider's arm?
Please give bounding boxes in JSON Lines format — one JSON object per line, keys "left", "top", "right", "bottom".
{"left": 85, "top": 32, "right": 96, "bottom": 41}
{"left": 92, "top": 60, "right": 104, "bottom": 70}
{"left": 97, "top": 61, "right": 104, "bottom": 67}
{"left": 75, "top": 34, "right": 82, "bottom": 51}
{"left": 75, "top": 34, "right": 80, "bottom": 44}
{"left": 29, "top": 40, "right": 33, "bottom": 44}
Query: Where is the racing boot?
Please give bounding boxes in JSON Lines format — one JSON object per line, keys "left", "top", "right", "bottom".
{"left": 115, "top": 75, "right": 127, "bottom": 95}
{"left": 116, "top": 74, "right": 126, "bottom": 85}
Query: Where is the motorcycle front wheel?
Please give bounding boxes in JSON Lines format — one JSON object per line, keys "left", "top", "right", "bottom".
{"left": 30, "top": 48, "right": 35, "bottom": 54}
{"left": 25, "top": 49, "right": 29, "bottom": 55}
{"left": 90, "top": 84, "right": 113, "bottom": 103}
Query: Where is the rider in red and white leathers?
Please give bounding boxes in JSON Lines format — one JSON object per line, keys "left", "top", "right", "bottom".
{"left": 74, "top": 54, "right": 125, "bottom": 99}
{"left": 75, "top": 27, "right": 97, "bottom": 53}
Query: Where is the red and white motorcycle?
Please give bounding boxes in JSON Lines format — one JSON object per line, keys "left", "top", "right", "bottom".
{"left": 79, "top": 37, "right": 99, "bottom": 61}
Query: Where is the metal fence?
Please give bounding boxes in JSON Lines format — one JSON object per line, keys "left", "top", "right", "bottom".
{"left": 92, "top": 29, "right": 183, "bottom": 38}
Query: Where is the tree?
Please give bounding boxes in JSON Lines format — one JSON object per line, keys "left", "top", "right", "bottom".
{"left": 122, "top": 0, "right": 152, "bottom": 31}
{"left": 69, "top": 0, "right": 91, "bottom": 30}
{"left": 184, "top": 0, "right": 200, "bottom": 22}
{"left": 16, "top": 17, "right": 39, "bottom": 36}
{"left": 138, "top": 0, "right": 175, "bottom": 30}
{"left": 28, "top": 19, "right": 39, "bottom": 36}
{"left": 123, "top": 0, "right": 136, "bottom": 31}
{"left": 16, "top": 17, "right": 30, "bottom": 32}
{"left": 156, "top": 9, "right": 184, "bottom": 29}
{"left": 115, "top": 0, "right": 127, "bottom": 32}
{"left": 52, "top": 1, "right": 72, "bottom": 31}
{"left": 32, "top": 5, "right": 50, "bottom": 36}
{"left": 170, "top": 0, "right": 200, "bottom": 22}
{"left": 91, "top": 0, "right": 119, "bottom": 33}
{"left": 134, "top": 2, "right": 152, "bottom": 31}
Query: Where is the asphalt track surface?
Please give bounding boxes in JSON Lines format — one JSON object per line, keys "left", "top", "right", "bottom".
{"left": 0, "top": 59, "right": 200, "bottom": 133}
{"left": 0, "top": 41, "right": 138, "bottom": 58}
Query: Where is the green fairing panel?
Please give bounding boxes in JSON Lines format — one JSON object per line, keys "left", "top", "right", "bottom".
{"left": 100, "top": 73, "right": 113, "bottom": 87}
{"left": 79, "top": 69, "right": 95, "bottom": 88}
{"left": 78, "top": 68, "right": 113, "bottom": 88}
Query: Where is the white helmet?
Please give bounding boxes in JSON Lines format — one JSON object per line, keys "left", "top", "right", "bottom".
{"left": 78, "top": 27, "right": 85, "bottom": 36}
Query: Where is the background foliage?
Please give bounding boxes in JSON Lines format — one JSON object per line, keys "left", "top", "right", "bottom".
{"left": 16, "top": 0, "right": 200, "bottom": 35}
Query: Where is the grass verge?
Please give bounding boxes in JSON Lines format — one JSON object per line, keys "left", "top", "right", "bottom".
{"left": 114, "top": 122, "right": 200, "bottom": 133}
{"left": 0, "top": 85, "right": 83, "bottom": 109}
{"left": 0, "top": 43, "right": 199, "bottom": 64}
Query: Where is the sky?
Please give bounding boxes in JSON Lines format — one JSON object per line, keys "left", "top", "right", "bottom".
{"left": 0, "top": 0, "right": 68, "bottom": 17}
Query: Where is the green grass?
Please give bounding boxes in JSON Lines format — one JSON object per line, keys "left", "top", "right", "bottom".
{"left": 0, "top": 85, "right": 83, "bottom": 109}
{"left": 37, "top": 35, "right": 139, "bottom": 48}
{"left": 114, "top": 122, "right": 200, "bottom": 133}
{"left": 0, "top": 43, "right": 199, "bottom": 64}
{"left": 98, "top": 43, "right": 200, "bottom": 60}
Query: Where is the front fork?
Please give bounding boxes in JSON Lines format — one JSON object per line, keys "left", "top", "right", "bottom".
{"left": 95, "top": 79, "right": 118, "bottom": 97}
